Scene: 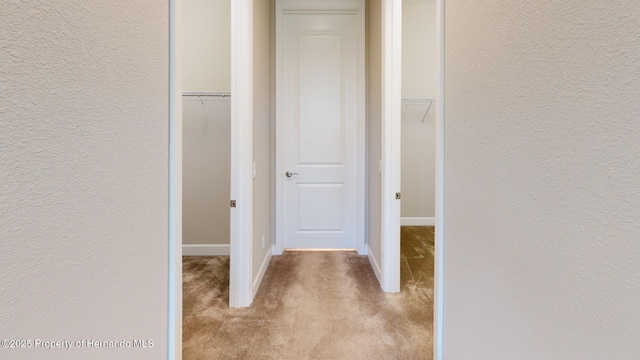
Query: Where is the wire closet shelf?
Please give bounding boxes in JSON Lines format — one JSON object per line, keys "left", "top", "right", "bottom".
{"left": 401, "top": 98, "right": 435, "bottom": 123}
{"left": 182, "top": 91, "right": 231, "bottom": 104}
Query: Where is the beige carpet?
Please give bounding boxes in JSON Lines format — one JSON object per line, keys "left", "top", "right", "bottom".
{"left": 183, "top": 226, "right": 434, "bottom": 360}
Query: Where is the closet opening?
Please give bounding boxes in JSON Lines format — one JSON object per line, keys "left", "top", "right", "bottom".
{"left": 180, "top": 0, "right": 233, "bottom": 318}
{"left": 399, "top": 0, "right": 437, "bottom": 291}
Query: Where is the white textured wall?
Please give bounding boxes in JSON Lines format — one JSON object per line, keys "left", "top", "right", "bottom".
{"left": 0, "top": 1, "right": 168, "bottom": 359}
{"left": 252, "top": 0, "right": 273, "bottom": 280}
{"left": 182, "top": 100, "right": 231, "bottom": 245}
{"left": 367, "top": 0, "right": 383, "bottom": 268}
{"left": 401, "top": 0, "right": 436, "bottom": 218}
{"left": 183, "top": 0, "right": 231, "bottom": 91}
{"left": 444, "top": 1, "right": 640, "bottom": 358}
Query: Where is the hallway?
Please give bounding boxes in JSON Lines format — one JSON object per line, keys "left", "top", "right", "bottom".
{"left": 182, "top": 226, "right": 434, "bottom": 359}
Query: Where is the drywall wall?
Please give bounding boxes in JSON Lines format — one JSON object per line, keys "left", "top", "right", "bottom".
{"left": 183, "top": 0, "right": 231, "bottom": 91}
{"left": 0, "top": 1, "right": 168, "bottom": 359}
{"left": 402, "top": 0, "right": 437, "bottom": 97}
{"left": 367, "top": 0, "right": 383, "bottom": 274}
{"left": 182, "top": 0, "right": 231, "bottom": 248}
{"left": 443, "top": 1, "right": 640, "bottom": 358}
{"left": 252, "top": 0, "right": 273, "bottom": 284}
{"left": 182, "top": 99, "right": 231, "bottom": 246}
{"left": 401, "top": 106, "right": 436, "bottom": 219}
{"left": 401, "top": 0, "right": 436, "bottom": 219}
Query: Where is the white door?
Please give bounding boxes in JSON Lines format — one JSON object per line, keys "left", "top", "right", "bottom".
{"left": 277, "top": 1, "right": 365, "bottom": 250}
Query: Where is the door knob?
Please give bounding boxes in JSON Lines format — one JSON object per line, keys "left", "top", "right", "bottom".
{"left": 285, "top": 171, "right": 298, "bottom": 178}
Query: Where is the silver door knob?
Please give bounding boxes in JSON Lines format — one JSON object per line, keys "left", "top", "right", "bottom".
{"left": 285, "top": 171, "right": 298, "bottom": 178}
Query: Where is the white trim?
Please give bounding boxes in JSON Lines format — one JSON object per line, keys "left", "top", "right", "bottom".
{"left": 168, "top": 0, "right": 182, "bottom": 357}
{"left": 270, "top": 0, "right": 278, "bottom": 266}
{"left": 400, "top": 217, "right": 435, "bottom": 226}
{"left": 274, "top": 0, "right": 367, "bottom": 255}
{"left": 434, "top": 0, "right": 445, "bottom": 359}
{"left": 230, "top": 0, "right": 254, "bottom": 308}
{"left": 252, "top": 247, "right": 273, "bottom": 297}
{"left": 182, "top": 244, "right": 231, "bottom": 256}
{"left": 355, "top": 0, "right": 367, "bottom": 255}
{"left": 274, "top": 0, "right": 284, "bottom": 255}
{"left": 367, "top": 245, "right": 382, "bottom": 284}
{"left": 379, "top": 0, "right": 402, "bottom": 293}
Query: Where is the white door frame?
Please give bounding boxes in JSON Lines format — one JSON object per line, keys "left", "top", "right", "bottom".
{"left": 229, "top": 0, "right": 254, "bottom": 309}
{"left": 379, "top": 0, "right": 402, "bottom": 294}
{"left": 168, "top": 0, "right": 445, "bottom": 357}
{"left": 274, "top": 0, "right": 367, "bottom": 255}
{"left": 434, "top": 1, "right": 445, "bottom": 358}
{"left": 168, "top": 0, "right": 182, "bottom": 358}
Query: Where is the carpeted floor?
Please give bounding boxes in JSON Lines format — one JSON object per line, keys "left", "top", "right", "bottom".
{"left": 183, "top": 226, "right": 434, "bottom": 360}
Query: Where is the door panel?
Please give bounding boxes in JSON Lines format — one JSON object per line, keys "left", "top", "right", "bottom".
{"left": 298, "top": 34, "right": 343, "bottom": 164}
{"left": 281, "top": 11, "right": 360, "bottom": 249}
{"left": 297, "top": 184, "right": 344, "bottom": 231}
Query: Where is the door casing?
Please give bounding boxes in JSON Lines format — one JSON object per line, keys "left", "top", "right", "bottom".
{"left": 274, "top": 0, "right": 367, "bottom": 255}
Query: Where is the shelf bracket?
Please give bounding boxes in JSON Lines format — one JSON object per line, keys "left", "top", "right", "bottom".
{"left": 420, "top": 100, "right": 434, "bottom": 123}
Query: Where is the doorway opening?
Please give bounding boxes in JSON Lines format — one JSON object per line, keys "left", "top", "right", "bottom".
{"left": 399, "top": 0, "right": 438, "bottom": 351}
{"left": 180, "top": 0, "right": 232, "bottom": 276}
{"left": 169, "top": 0, "right": 446, "bottom": 358}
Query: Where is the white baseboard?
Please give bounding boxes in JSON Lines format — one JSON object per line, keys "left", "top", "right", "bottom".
{"left": 401, "top": 217, "right": 435, "bottom": 226}
{"left": 182, "top": 244, "right": 230, "bottom": 256}
{"left": 367, "top": 245, "right": 382, "bottom": 285}
{"left": 252, "top": 246, "right": 273, "bottom": 297}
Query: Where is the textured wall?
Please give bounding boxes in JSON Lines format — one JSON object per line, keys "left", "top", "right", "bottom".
{"left": 0, "top": 1, "right": 169, "bottom": 359}
{"left": 444, "top": 1, "right": 640, "bottom": 358}
{"left": 401, "top": 0, "right": 436, "bottom": 218}
{"left": 253, "top": 0, "right": 273, "bottom": 280}
{"left": 183, "top": 100, "right": 231, "bottom": 245}
{"left": 183, "top": 0, "right": 231, "bottom": 91}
